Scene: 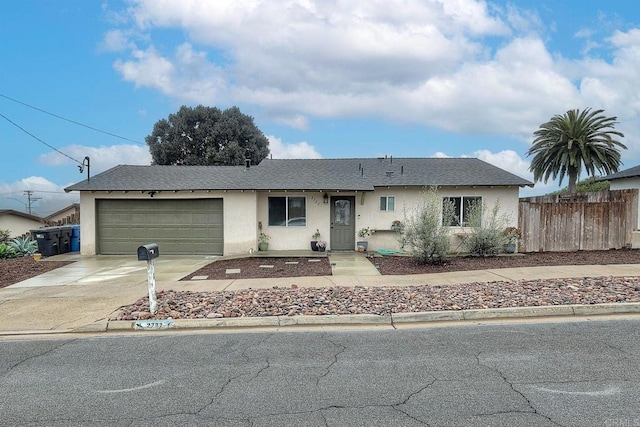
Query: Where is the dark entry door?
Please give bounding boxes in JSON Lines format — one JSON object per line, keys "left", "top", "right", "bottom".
{"left": 330, "top": 196, "right": 355, "bottom": 250}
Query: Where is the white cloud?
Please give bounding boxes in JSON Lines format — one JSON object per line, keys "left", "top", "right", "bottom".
{"left": 0, "top": 177, "right": 78, "bottom": 217}
{"left": 472, "top": 149, "right": 532, "bottom": 181}
{"left": 267, "top": 135, "right": 322, "bottom": 159}
{"left": 105, "top": 1, "right": 640, "bottom": 156}
{"left": 433, "top": 148, "right": 558, "bottom": 195}
{"left": 37, "top": 144, "right": 152, "bottom": 174}
{"left": 113, "top": 43, "right": 228, "bottom": 103}
{"left": 431, "top": 151, "right": 450, "bottom": 158}
{"left": 99, "top": 29, "right": 134, "bottom": 52}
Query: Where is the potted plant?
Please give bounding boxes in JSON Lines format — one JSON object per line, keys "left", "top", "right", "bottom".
{"left": 502, "top": 227, "right": 522, "bottom": 253}
{"left": 258, "top": 232, "right": 270, "bottom": 251}
{"left": 311, "top": 229, "right": 322, "bottom": 251}
{"left": 357, "top": 227, "right": 374, "bottom": 252}
{"left": 315, "top": 240, "right": 327, "bottom": 252}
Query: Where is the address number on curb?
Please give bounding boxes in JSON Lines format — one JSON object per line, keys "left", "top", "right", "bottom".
{"left": 134, "top": 320, "right": 175, "bottom": 330}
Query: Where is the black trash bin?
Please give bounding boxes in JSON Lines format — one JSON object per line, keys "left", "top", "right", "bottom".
{"left": 31, "top": 227, "right": 61, "bottom": 257}
{"left": 58, "top": 226, "right": 73, "bottom": 254}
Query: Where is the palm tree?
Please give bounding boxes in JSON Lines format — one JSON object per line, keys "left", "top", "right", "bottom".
{"left": 527, "top": 108, "right": 626, "bottom": 194}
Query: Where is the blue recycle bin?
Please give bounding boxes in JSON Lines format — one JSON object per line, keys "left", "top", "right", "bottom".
{"left": 70, "top": 225, "right": 80, "bottom": 252}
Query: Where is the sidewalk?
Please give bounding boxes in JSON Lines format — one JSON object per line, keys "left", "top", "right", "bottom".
{"left": 1, "top": 253, "right": 639, "bottom": 335}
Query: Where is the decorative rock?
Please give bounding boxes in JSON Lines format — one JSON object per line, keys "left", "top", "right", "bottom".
{"left": 109, "top": 276, "right": 640, "bottom": 321}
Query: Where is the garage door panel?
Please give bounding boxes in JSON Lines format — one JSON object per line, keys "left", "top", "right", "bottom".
{"left": 97, "top": 199, "right": 223, "bottom": 255}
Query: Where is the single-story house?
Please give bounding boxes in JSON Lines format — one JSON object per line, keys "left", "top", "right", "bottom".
{"left": 0, "top": 210, "right": 45, "bottom": 238}
{"left": 64, "top": 157, "right": 533, "bottom": 256}
{"left": 45, "top": 203, "right": 80, "bottom": 225}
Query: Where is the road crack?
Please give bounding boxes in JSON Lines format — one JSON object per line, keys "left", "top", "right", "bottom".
{"left": 316, "top": 334, "right": 347, "bottom": 386}
{"left": 4, "top": 338, "right": 77, "bottom": 375}
{"left": 475, "top": 351, "right": 566, "bottom": 427}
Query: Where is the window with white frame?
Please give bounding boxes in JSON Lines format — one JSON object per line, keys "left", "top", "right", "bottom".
{"left": 379, "top": 196, "right": 395, "bottom": 212}
{"left": 442, "top": 196, "right": 481, "bottom": 226}
{"left": 268, "top": 196, "right": 306, "bottom": 226}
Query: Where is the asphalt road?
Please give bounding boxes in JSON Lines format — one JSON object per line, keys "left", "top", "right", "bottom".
{"left": 1, "top": 318, "right": 639, "bottom": 426}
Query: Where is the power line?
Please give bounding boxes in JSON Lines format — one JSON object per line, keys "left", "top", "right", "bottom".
{"left": 0, "top": 112, "right": 82, "bottom": 164}
{"left": 23, "top": 190, "right": 42, "bottom": 215}
{"left": 0, "top": 92, "right": 146, "bottom": 145}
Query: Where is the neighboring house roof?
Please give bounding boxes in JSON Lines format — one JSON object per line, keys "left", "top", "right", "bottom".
{"left": 0, "top": 209, "right": 44, "bottom": 223}
{"left": 45, "top": 203, "right": 80, "bottom": 220}
{"left": 600, "top": 165, "right": 640, "bottom": 181}
{"left": 64, "top": 157, "right": 533, "bottom": 192}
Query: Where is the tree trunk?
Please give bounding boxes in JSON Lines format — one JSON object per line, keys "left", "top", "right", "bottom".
{"left": 567, "top": 168, "right": 578, "bottom": 194}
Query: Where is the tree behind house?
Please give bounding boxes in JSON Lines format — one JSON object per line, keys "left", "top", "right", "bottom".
{"left": 146, "top": 105, "right": 270, "bottom": 166}
{"left": 552, "top": 176, "right": 610, "bottom": 195}
{"left": 527, "top": 108, "right": 625, "bottom": 194}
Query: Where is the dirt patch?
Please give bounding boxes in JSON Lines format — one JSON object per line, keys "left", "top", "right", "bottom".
{"left": 0, "top": 257, "right": 74, "bottom": 289}
{"left": 182, "top": 257, "right": 332, "bottom": 280}
{"left": 182, "top": 249, "right": 640, "bottom": 280}
{"left": 373, "top": 248, "right": 640, "bottom": 275}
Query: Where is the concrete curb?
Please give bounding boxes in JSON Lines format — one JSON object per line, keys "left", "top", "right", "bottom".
{"left": 3, "top": 303, "right": 638, "bottom": 336}
{"left": 61, "top": 302, "right": 640, "bottom": 334}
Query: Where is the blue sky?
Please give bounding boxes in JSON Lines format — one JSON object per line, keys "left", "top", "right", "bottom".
{"left": 2, "top": 0, "right": 640, "bottom": 216}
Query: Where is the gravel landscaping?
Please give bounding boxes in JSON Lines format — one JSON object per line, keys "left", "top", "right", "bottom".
{"left": 111, "top": 249, "right": 640, "bottom": 321}
{"left": 3, "top": 250, "right": 640, "bottom": 322}
{"left": 111, "top": 276, "right": 640, "bottom": 321}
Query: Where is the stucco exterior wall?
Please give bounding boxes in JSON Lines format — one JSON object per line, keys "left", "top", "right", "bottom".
{"left": 77, "top": 185, "right": 521, "bottom": 255}
{"left": 610, "top": 178, "right": 640, "bottom": 229}
{"left": 77, "top": 191, "right": 257, "bottom": 256}
{"left": 256, "top": 192, "right": 331, "bottom": 251}
{"left": 0, "top": 216, "right": 44, "bottom": 238}
{"left": 256, "top": 186, "right": 521, "bottom": 252}
{"left": 359, "top": 186, "right": 520, "bottom": 252}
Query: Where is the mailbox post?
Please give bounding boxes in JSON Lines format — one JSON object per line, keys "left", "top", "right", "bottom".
{"left": 137, "top": 243, "right": 160, "bottom": 315}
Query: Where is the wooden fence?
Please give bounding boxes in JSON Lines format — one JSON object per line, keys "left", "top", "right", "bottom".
{"left": 46, "top": 212, "right": 79, "bottom": 226}
{"left": 518, "top": 189, "right": 638, "bottom": 252}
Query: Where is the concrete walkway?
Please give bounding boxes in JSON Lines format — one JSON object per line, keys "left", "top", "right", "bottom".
{"left": 1, "top": 252, "right": 639, "bottom": 335}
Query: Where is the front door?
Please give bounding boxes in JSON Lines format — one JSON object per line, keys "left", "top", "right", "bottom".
{"left": 330, "top": 196, "right": 355, "bottom": 250}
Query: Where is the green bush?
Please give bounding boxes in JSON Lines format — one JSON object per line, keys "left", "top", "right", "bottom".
{"left": 399, "top": 187, "right": 454, "bottom": 265}
{"left": 0, "top": 243, "right": 17, "bottom": 259}
{"left": 461, "top": 200, "right": 510, "bottom": 257}
{"left": 9, "top": 236, "right": 38, "bottom": 256}
{"left": 0, "top": 229, "right": 10, "bottom": 244}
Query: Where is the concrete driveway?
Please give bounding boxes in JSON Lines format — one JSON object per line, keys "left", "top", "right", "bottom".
{"left": 0, "top": 254, "right": 214, "bottom": 333}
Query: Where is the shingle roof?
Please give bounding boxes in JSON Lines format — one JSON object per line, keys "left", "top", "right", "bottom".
{"left": 600, "top": 164, "right": 640, "bottom": 181}
{"left": 64, "top": 157, "right": 533, "bottom": 192}
{"left": 0, "top": 209, "right": 44, "bottom": 222}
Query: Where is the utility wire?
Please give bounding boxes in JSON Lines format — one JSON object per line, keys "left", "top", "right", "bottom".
{"left": 0, "top": 112, "right": 82, "bottom": 164}
{"left": 0, "top": 92, "right": 146, "bottom": 145}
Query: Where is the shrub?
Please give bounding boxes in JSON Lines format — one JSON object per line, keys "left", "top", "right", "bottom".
{"left": 9, "top": 236, "right": 38, "bottom": 256}
{"left": 0, "top": 243, "right": 17, "bottom": 259}
{"left": 0, "top": 229, "right": 10, "bottom": 244}
{"left": 400, "top": 187, "right": 453, "bottom": 265}
{"left": 461, "top": 200, "right": 510, "bottom": 257}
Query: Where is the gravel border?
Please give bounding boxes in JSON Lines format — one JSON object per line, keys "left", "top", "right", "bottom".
{"left": 111, "top": 276, "right": 640, "bottom": 321}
